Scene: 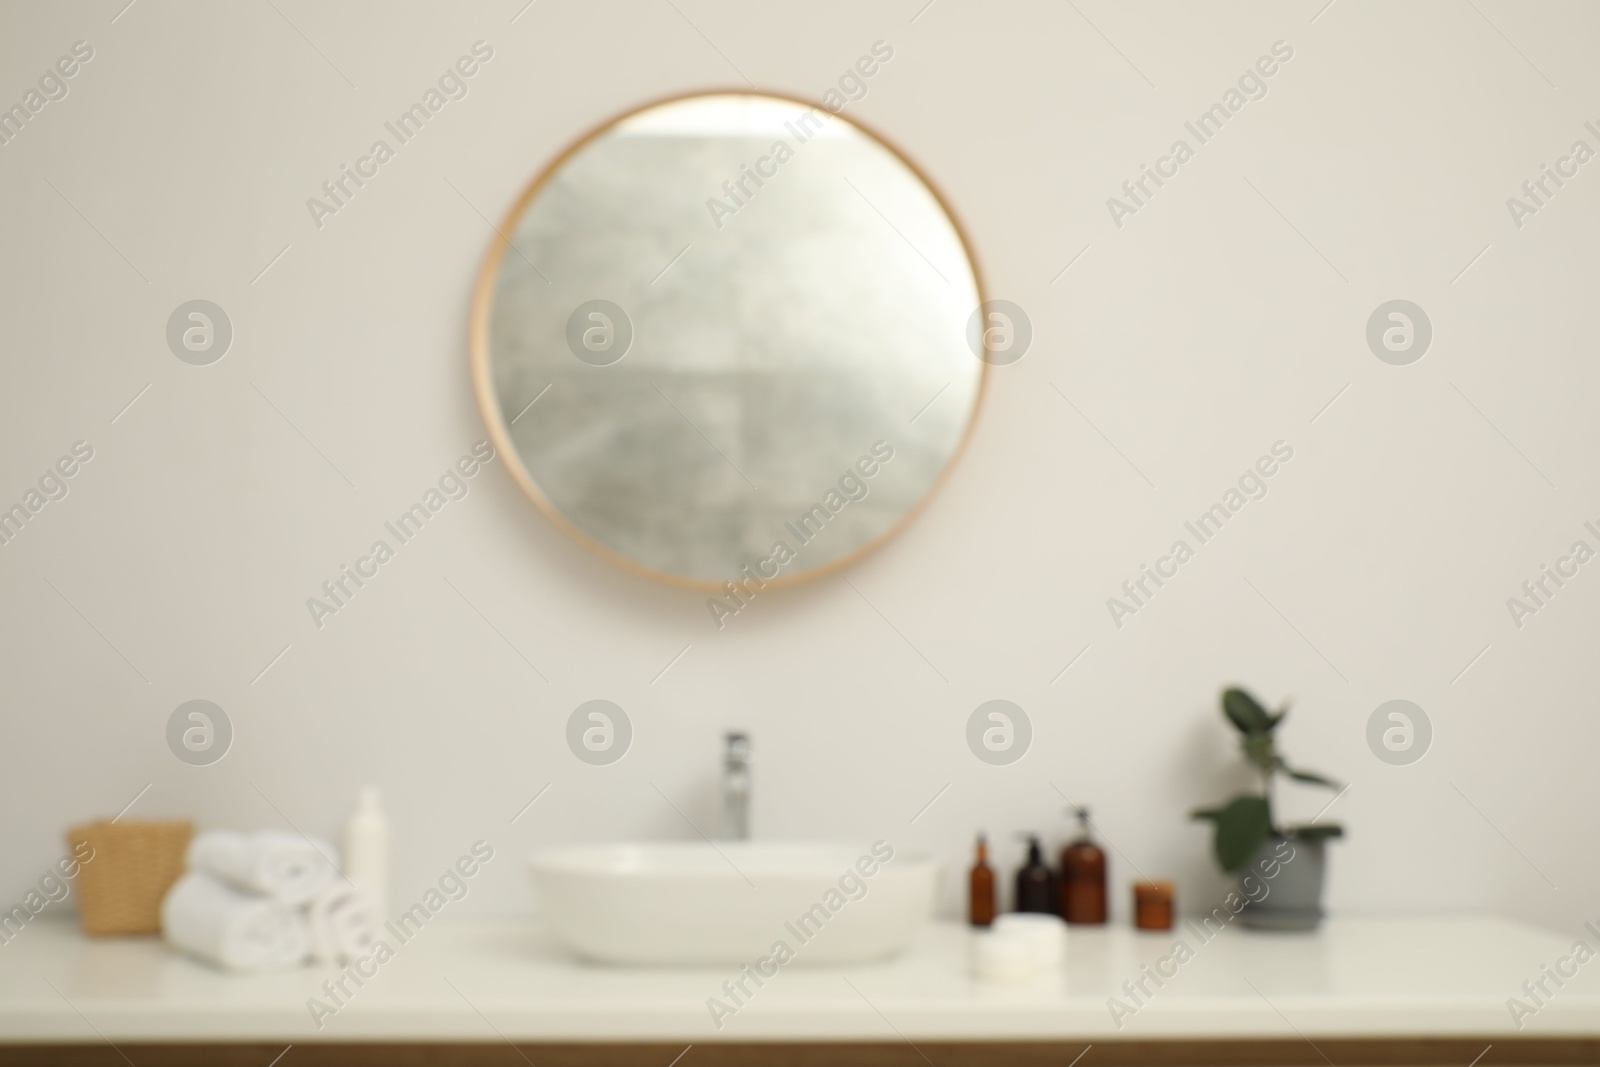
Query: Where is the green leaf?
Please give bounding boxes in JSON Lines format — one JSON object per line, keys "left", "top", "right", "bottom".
{"left": 1213, "top": 795, "right": 1272, "bottom": 872}
{"left": 1190, "top": 807, "right": 1222, "bottom": 821}
{"left": 1222, "top": 688, "right": 1273, "bottom": 734}
{"left": 1287, "top": 824, "right": 1344, "bottom": 841}
{"left": 1285, "top": 768, "right": 1340, "bottom": 789}
{"left": 1271, "top": 756, "right": 1340, "bottom": 790}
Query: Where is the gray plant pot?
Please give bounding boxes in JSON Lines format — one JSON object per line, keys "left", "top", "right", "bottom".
{"left": 1237, "top": 834, "right": 1325, "bottom": 930}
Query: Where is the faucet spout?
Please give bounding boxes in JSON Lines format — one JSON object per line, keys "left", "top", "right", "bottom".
{"left": 720, "top": 732, "right": 751, "bottom": 840}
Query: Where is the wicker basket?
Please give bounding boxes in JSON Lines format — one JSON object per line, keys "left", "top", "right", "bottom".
{"left": 64, "top": 819, "right": 194, "bottom": 935}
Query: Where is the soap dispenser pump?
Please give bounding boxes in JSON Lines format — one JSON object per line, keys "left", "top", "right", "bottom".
{"left": 1060, "top": 806, "right": 1107, "bottom": 924}
{"left": 1014, "top": 834, "right": 1056, "bottom": 914}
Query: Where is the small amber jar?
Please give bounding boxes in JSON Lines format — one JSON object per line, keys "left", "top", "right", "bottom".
{"left": 1133, "top": 881, "right": 1175, "bottom": 931}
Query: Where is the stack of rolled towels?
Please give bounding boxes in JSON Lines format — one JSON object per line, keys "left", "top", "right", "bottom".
{"left": 161, "top": 830, "right": 382, "bottom": 972}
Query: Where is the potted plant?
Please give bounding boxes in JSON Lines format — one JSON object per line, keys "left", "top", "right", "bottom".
{"left": 1191, "top": 687, "right": 1343, "bottom": 930}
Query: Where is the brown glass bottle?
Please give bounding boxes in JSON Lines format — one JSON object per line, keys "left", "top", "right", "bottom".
{"left": 968, "top": 833, "right": 996, "bottom": 927}
{"left": 1060, "top": 806, "right": 1107, "bottom": 924}
{"left": 1014, "top": 834, "right": 1057, "bottom": 913}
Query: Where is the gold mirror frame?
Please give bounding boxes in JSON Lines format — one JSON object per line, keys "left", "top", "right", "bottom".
{"left": 468, "top": 89, "right": 989, "bottom": 592}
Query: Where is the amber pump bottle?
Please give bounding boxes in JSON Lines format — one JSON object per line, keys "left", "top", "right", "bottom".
{"left": 1060, "top": 806, "right": 1107, "bottom": 924}
{"left": 968, "top": 834, "right": 996, "bottom": 927}
{"left": 1014, "top": 834, "right": 1057, "bottom": 914}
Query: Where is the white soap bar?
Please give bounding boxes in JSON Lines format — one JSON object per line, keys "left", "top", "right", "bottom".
{"left": 971, "top": 929, "right": 1035, "bottom": 983}
{"left": 993, "top": 912, "right": 1067, "bottom": 967}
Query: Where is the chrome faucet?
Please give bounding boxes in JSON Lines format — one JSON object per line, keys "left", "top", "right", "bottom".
{"left": 720, "top": 732, "right": 751, "bottom": 839}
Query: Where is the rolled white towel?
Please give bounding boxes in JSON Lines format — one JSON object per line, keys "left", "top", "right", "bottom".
{"left": 161, "top": 872, "right": 310, "bottom": 972}
{"left": 306, "top": 882, "right": 383, "bottom": 964}
{"left": 187, "top": 830, "right": 338, "bottom": 905}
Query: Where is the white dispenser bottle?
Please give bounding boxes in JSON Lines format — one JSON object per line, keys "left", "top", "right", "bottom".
{"left": 344, "top": 786, "right": 390, "bottom": 917}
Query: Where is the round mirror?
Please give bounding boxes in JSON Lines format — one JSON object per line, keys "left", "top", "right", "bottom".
{"left": 471, "top": 92, "right": 985, "bottom": 589}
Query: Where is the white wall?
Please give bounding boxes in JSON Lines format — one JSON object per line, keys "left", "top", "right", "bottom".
{"left": 2, "top": 0, "right": 1596, "bottom": 931}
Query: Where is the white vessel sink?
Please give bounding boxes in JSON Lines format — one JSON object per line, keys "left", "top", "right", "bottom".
{"left": 528, "top": 840, "right": 937, "bottom": 965}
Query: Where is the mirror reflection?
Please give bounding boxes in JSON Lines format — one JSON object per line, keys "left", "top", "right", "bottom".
{"left": 476, "top": 93, "right": 984, "bottom": 587}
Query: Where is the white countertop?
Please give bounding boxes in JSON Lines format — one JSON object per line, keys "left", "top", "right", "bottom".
{"left": 2, "top": 915, "right": 1595, "bottom": 1043}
